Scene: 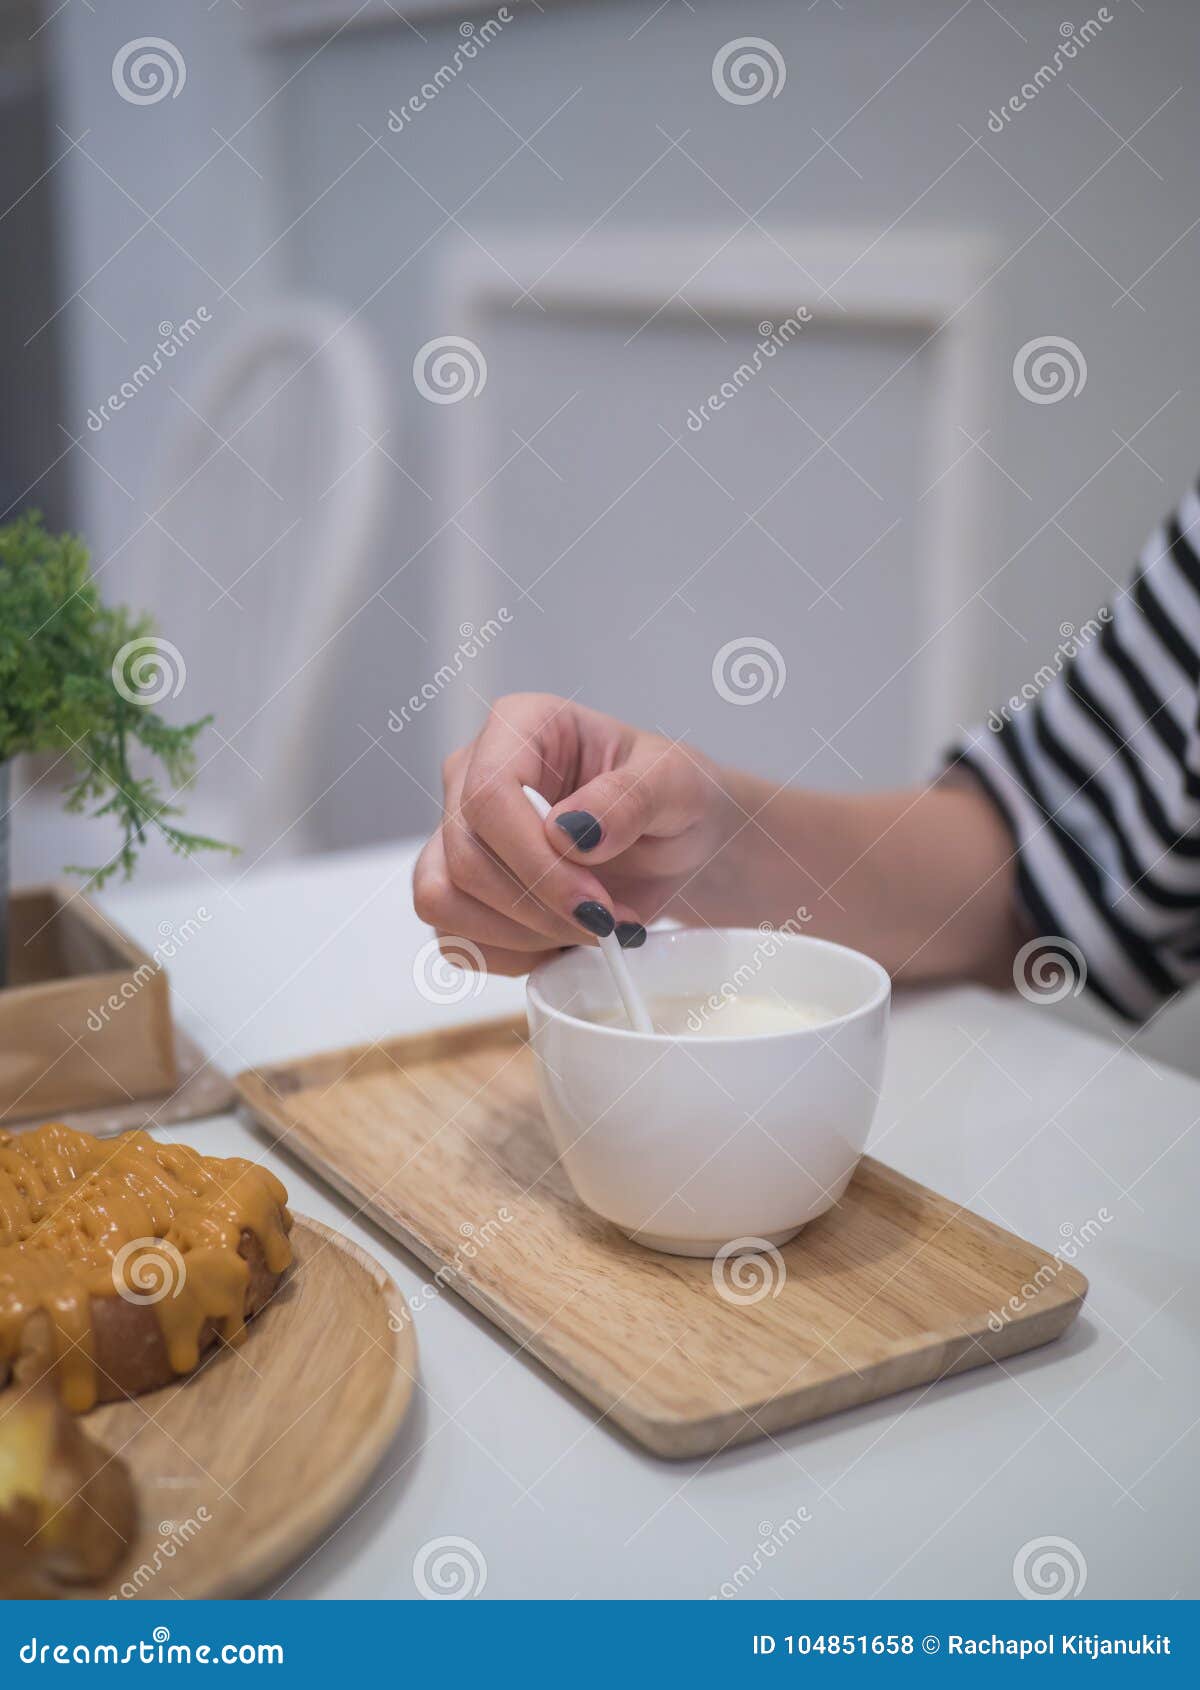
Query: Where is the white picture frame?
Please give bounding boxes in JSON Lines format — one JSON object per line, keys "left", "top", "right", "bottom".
{"left": 426, "top": 227, "right": 1000, "bottom": 754}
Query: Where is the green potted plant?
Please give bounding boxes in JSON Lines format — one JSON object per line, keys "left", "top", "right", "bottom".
{"left": 0, "top": 511, "right": 231, "bottom": 1118}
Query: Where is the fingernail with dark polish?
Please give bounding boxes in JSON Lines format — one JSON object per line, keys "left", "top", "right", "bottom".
{"left": 555, "top": 810, "right": 602, "bottom": 852}
{"left": 573, "top": 900, "right": 615, "bottom": 938}
{"left": 615, "top": 922, "right": 647, "bottom": 949}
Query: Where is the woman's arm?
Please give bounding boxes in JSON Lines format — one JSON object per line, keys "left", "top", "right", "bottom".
{"left": 674, "top": 769, "right": 1026, "bottom": 987}
{"left": 413, "top": 691, "right": 1025, "bottom": 985}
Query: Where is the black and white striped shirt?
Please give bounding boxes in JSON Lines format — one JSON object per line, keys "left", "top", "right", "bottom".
{"left": 949, "top": 477, "right": 1200, "bottom": 1022}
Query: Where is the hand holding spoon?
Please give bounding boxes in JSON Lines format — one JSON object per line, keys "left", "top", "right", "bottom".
{"left": 522, "top": 785, "right": 655, "bottom": 1035}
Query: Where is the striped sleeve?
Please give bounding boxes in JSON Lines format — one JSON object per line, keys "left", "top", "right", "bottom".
{"left": 945, "top": 477, "right": 1200, "bottom": 1021}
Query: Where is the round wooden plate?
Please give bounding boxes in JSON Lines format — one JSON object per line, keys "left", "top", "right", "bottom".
{"left": 88, "top": 1216, "right": 417, "bottom": 1599}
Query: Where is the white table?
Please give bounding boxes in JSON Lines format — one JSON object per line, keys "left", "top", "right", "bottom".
{"left": 101, "top": 845, "right": 1200, "bottom": 1600}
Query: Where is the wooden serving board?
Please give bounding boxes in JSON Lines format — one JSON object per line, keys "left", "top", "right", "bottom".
{"left": 90, "top": 1216, "right": 416, "bottom": 1598}
{"left": 236, "top": 1018, "right": 1086, "bottom": 1460}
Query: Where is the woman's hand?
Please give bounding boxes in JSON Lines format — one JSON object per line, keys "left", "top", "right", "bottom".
{"left": 412, "top": 693, "right": 736, "bottom": 976}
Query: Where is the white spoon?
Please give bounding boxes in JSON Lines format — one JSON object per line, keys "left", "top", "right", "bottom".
{"left": 522, "top": 784, "right": 655, "bottom": 1035}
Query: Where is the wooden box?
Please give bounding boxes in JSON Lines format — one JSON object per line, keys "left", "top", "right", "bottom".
{"left": 0, "top": 886, "right": 177, "bottom": 1123}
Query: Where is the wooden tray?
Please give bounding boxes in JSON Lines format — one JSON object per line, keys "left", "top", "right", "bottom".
{"left": 236, "top": 1018, "right": 1086, "bottom": 1459}
{"left": 90, "top": 1216, "right": 417, "bottom": 1598}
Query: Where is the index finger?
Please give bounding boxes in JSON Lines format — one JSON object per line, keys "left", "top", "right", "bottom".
{"left": 457, "top": 697, "right": 620, "bottom": 939}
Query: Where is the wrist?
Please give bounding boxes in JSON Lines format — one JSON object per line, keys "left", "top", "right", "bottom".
{"left": 667, "top": 761, "right": 764, "bottom": 925}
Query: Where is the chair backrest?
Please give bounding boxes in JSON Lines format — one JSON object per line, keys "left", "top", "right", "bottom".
{"left": 127, "top": 301, "right": 390, "bottom": 862}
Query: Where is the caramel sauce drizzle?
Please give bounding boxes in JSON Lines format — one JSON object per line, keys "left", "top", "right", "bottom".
{"left": 0, "top": 1123, "right": 292, "bottom": 1413}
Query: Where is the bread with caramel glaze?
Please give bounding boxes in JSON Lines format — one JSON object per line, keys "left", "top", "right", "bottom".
{"left": 0, "top": 1123, "right": 292, "bottom": 1411}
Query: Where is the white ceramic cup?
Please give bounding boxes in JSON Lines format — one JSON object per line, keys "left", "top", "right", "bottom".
{"left": 526, "top": 927, "right": 891, "bottom": 1256}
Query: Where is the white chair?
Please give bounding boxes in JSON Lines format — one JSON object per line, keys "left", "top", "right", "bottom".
{"left": 13, "top": 300, "right": 392, "bottom": 886}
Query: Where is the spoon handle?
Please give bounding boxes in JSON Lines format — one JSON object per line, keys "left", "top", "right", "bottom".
{"left": 521, "top": 785, "right": 654, "bottom": 1035}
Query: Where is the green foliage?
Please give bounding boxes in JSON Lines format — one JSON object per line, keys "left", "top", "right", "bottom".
{"left": 0, "top": 511, "right": 234, "bottom": 886}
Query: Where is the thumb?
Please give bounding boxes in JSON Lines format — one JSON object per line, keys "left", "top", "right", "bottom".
{"left": 545, "top": 748, "right": 699, "bottom": 865}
